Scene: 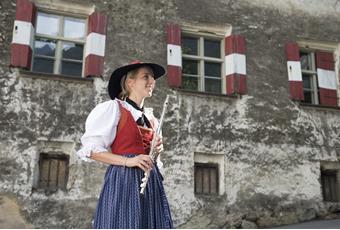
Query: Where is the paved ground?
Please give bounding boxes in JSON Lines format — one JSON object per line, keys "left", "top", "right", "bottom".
{"left": 274, "top": 219, "right": 340, "bottom": 229}
{"left": 0, "top": 195, "right": 33, "bottom": 229}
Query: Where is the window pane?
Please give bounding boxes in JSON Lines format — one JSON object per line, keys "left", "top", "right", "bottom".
{"left": 202, "top": 168, "right": 210, "bottom": 194}
{"left": 303, "top": 91, "right": 312, "bottom": 104}
{"left": 195, "top": 166, "right": 203, "bottom": 194}
{"left": 205, "top": 62, "right": 221, "bottom": 77}
{"left": 182, "top": 37, "right": 198, "bottom": 55}
{"left": 210, "top": 167, "right": 217, "bottom": 194}
{"left": 32, "top": 57, "right": 54, "bottom": 73}
{"left": 34, "top": 38, "right": 56, "bottom": 57}
{"left": 205, "top": 78, "right": 221, "bottom": 93}
{"left": 182, "top": 76, "right": 198, "bottom": 90}
{"left": 61, "top": 61, "right": 82, "bottom": 77}
{"left": 40, "top": 159, "right": 50, "bottom": 187}
{"left": 64, "top": 17, "right": 86, "bottom": 39}
{"left": 302, "top": 74, "right": 312, "bottom": 89}
{"left": 204, "top": 39, "right": 220, "bottom": 58}
{"left": 36, "top": 12, "right": 59, "bottom": 36}
{"left": 58, "top": 160, "right": 67, "bottom": 189}
{"left": 183, "top": 59, "right": 198, "bottom": 75}
{"left": 62, "top": 42, "right": 83, "bottom": 60}
{"left": 49, "top": 159, "right": 59, "bottom": 189}
{"left": 300, "top": 52, "right": 312, "bottom": 70}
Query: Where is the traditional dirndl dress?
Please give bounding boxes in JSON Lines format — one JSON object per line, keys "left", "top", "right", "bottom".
{"left": 93, "top": 101, "right": 173, "bottom": 229}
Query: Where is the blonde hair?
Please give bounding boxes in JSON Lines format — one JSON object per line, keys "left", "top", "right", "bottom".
{"left": 119, "top": 68, "right": 139, "bottom": 100}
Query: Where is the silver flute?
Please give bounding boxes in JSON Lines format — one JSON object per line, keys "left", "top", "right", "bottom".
{"left": 140, "top": 95, "right": 170, "bottom": 195}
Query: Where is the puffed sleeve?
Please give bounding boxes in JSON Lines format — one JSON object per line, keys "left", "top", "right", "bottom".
{"left": 76, "top": 100, "right": 120, "bottom": 162}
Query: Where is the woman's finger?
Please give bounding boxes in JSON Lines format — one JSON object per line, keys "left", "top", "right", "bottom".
{"left": 155, "top": 144, "right": 163, "bottom": 154}
{"left": 142, "top": 159, "right": 153, "bottom": 170}
{"left": 156, "top": 137, "right": 163, "bottom": 147}
{"left": 138, "top": 162, "right": 147, "bottom": 172}
{"left": 141, "top": 155, "right": 153, "bottom": 166}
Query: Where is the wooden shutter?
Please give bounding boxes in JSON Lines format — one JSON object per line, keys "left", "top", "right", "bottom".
{"left": 285, "top": 42, "right": 304, "bottom": 101}
{"left": 84, "top": 12, "right": 108, "bottom": 77}
{"left": 316, "top": 51, "right": 338, "bottom": 107}
{"left": 225, "top": 35, "right": 247, "bottom": 95}
{"left": 166, "top": 24, "right": 182, "bottom": 87}
{"left": 10, "top": 0, "right": 36, "bottom": 69}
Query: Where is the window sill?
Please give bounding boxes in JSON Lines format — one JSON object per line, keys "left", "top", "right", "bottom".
{"left": 19, "top": 70, "right": 94, "bottom": 84}
{"left": 195, "top": 193, "right": 221, "bottom": 197}
{"left": 173, "top": 88, "right": 239, "bottom": 99}
{"left": 297, "top": 102, "right": 340, "bottom": 111}
{"left": 32, "top": 186, "right": 68, "bottom": 195}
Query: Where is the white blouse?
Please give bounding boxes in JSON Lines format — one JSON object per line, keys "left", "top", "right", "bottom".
{"left": 76, "top": 99, "right": 162, "bottom": 168}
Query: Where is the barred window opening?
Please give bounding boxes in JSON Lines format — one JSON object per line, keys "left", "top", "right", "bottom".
{"left": 38, "top": 153, "right": 69, "bottom": 191}
{"left": 194, "top": 163, "right": 219, "bottom": 195}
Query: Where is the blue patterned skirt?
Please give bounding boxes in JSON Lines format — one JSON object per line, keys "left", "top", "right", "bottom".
{"left": 93, "top": 154, "right": 173, "bottom": 229}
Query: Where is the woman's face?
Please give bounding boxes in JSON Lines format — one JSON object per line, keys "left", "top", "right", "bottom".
{"left": 128, "top": 66, "right": 156, "bottom": 98}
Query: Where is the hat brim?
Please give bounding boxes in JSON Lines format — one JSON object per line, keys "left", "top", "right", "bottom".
{"left": 108, "top": 62, "right": 165, "bottom": 99}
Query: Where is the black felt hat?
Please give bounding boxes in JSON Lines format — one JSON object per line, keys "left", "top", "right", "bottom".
{"left": 108, "top": 61, "right": 166, "bottom": 99}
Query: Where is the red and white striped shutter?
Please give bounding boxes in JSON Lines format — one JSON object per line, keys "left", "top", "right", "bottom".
{"left": 84, "top": 12, "right": 108, "bottom": 77}
{"left": 285, "top": 42, "right": 304, "bottom": 101}
{"left": 225, "top": 35, "right": 247, "bottom": 95}
{"left": 166, "top": 24, "right": 182, "bottom": 87}
{"left": 316, "top": 51, "right": 338, "bottom": 106}
{"left": 10, "top": 0, "right": 36, "bottom": 69}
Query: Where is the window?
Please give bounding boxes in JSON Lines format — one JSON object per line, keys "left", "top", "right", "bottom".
{"left": 300, "top": 51, "right": 320, "bottom": 104}
{"left": 182, "top": 35, "right": 223, "bottom": 93}
{"left": 286, "top": 42, "right": 338, "bottom": 107}
{"left": 38, "top": 153, "right": 69, "bottom": 191}
{"left": 32, "top": 12, "right": 86, "bottom": 77}
{"left": 321, "top": 170, "right": 338, "bottom": 202}
{"left": 320, "top": 162, "right": 340, "bottom": 202}
{"left": 194, "top": 163, "right": 219, "bottom": 195}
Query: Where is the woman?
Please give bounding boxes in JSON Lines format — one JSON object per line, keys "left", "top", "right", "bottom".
{"left": 76, "top": 61, "right": 173, "bottom": 229}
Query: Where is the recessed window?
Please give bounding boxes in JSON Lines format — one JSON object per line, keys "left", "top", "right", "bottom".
{"left": 38, "top": 153, "right": 69, "bottom": 191}
{"left": 182, "top": 35, "right": 223, "bottom": 93}
{"left": 321, "top": 170, "right": 338, "bottom": 202}
{"left": 194, "top": 163, "right": 219, "bottom": 195}
{"left": 32, "top": 12, "right": 86, "bottom": 77}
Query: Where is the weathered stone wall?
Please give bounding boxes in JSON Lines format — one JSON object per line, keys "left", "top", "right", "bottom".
{"left": 0, "top": 0, "right": 340, "bottom": 228}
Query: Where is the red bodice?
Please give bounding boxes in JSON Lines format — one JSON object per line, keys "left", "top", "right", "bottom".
{"left": 110, "top": 102, "right": 154, "bottom": 155}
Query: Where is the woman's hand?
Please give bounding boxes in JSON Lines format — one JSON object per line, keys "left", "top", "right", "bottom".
{"left": 125, "top": 154, "right": 153, "bottom": 172}
{"left": 155, "top": 136, "right": 164, "bottom": 154}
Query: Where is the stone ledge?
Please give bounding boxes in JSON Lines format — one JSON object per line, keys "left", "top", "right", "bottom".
{"left": 173, "top": 88, "right": 239, "bottom": 100}
{"left": 298, "top": 102, "right": 340, "bottom": 112}
{"left": 18, "top": 70, "right": 94, "bottom": 84}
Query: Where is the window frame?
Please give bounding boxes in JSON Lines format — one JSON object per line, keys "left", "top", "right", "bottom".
{"left": 32, "top": 9, "right": 87, "bottom": 77}
{"left": 182, "top": 32, "right": 225, "bottom": 94}
{"left": 320, "top": 162, "right": 340, "bottom": 203}
{"left": 194, "top": 162, "right": 219, "bottom": 195}
{"left": 38, "top": 152, "right": 70, "bottom": 192}
{"left": 300, "top": 49, "right": 319, "bottom": 105}
{"left": 321, "top": 169, "right": 338, "bottom": 202}
{"left": 194, "top": 152, "right": 225, "bottom": 196}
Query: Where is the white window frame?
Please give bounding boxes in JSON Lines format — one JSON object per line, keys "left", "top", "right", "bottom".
{"left": 300, "top": 49, "right": 319, "bottom": 104}
{"left": 182, "top": 32, "right": 225, "bottom": 93}
{"left": 32, "top": 10, "right": 87, "bottom": 77}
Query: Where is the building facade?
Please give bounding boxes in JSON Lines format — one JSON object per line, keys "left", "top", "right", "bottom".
{"left": 1, "top": 0, "right": 340, "bottom": 228}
